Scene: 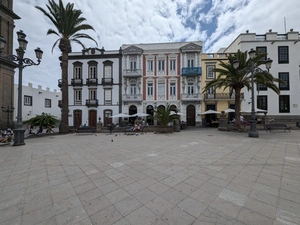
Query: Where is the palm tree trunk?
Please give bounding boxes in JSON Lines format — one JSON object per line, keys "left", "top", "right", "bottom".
{"left": 59, "top": 51, "right": 69, "bottom": 134}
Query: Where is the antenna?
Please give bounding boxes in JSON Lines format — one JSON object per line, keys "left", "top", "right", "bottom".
{"left": 284, "top": 17, "right": 286, "bottom": 33}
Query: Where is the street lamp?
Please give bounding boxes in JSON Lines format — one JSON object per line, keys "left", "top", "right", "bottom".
{"left": 1, "top": 105, "right": 14, "bottom": 128}
{"left": 0, "top": 30, "right": 43, "bottom": 146}
{"left": 233, "top": 48, "right": 272, "bottom": 138}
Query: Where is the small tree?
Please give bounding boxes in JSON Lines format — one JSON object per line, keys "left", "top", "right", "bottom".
{"left": 151, "top": 104, "right": 179, "bottom": 132}
{"left": 23, "top": 113, "right": 58, "bottom": 128}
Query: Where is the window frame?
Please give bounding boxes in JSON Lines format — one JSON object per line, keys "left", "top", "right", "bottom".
{"left": 158, "top": 60, "right": 165, "bottom": 71}
{"left": 45, "top": 98, "right": 51, "bottom": 108}
{"left": 74, "top": 89, "right": 82, "bottom": 105}
{"left": 206, "top": 65, "right": 215, "bottom": 79}
{"left": 278, "top": 72, "right": 289, "bottom": 90}
{"left": 278, "top": 46, "right": 289, "bottom": 64}
{"left": 257, "top": 95, "right": 268, "bottom": 110}
{"left": 256, "top": 46, "right": 267, "bottom": 61}
{"left": 169, "top": 82, "right": 176, "bottom": 96}
{"left": 147, "top": 83, "right": 153, "bottom": 96}
{"left": 279, "top": 95, "right": 290, "bottom": 113}
{"left": 169, "top": 59, "right": 176, "bottom": 71}
{"left": 24, "top": 95, "right": 32, "bottom": 106}
{"left": 104, "top": 89, "right": 112, "bottom": 105}
{"left": 146, "top": 60, "right": 153, "bottom": 72}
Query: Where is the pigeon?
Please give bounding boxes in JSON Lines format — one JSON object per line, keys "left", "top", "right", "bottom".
{"left": 111, "top": 139, "right": 113, "bottom": 142}
{"left": 115, "top": 134, "right": 118, "bottom": 136}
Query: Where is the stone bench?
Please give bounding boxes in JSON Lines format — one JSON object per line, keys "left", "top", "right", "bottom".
{"left": 76, "top": 126, "right": 96, "bottom": 134}
{"left": 265, "top": 124, "right": 291, "bottom": 132}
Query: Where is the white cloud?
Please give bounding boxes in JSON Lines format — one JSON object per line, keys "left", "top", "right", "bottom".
{"left": 13, "top": 0, "right": 300, "bottom": 90}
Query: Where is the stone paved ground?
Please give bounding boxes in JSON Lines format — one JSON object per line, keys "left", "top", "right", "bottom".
{"left": 0, "top": 128, "right": 300, "bottom": 225}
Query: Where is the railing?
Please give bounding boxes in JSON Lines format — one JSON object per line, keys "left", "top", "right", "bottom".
{"left": 255, "top": 35, "right": 266, "bottom": 41}
{"left": 182, "top": 67, "right": 202, "bottom": 76}
{"left": 204, "top": 93, "right": 244, "bottom": 100}
{"left": 58, "top": 79, "right": 62, "bottom": 88}
{"left": 101, "top": 78, "right": 113, "bottom": 85}
{"left": 123, "top": 94, "right": 142, "bottom": 101}
{"left": 58, "top": 100, "right": 62, "bottom": 108}
{"left": 181, "top": 93, "right": 202, "bottom": 100}
{"left": 123, "top": 69, "right": 142, "bottom": 77}
{"left": 86, "top": 78, "right": 98, "bottom": 86}
{"left": 86, "top": 99, "right": 99, "bottom": 107}
{"left": 71, "top": 78, "right": 83, "bottom": 86}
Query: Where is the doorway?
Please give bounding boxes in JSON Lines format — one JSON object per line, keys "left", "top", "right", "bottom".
{"left": 146, "top": 105, "right": 154, "bottom": 125}
{"left": 73, "top": 110, "right": 82, "bottom": 128}
{"left": 89, "top": 110, "right": 97, "bottom": 127}
{"left": 205, "top": 104, "right": 216, "bottom": 124}
{"left": 186, "top": 105, "right": 195, "bottom": 126}
{"left": 129, "top": 105, "right": 137, "bottom": 124}
{"left": 104, "top": 110, "right": 112, "bottom": 127}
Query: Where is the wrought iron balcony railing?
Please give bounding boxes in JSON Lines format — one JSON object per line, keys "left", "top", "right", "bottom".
{"left": 101, "top": 78, "right": 113, "bottom": 85}
{"left": 58, "top": 79, "right": 62, "bottom": 88}
{"left": 86, "top": 78, "right": 98, "bottom": 86}
{"left": 86, "top": 99, "right": 99, "bottom": 108}
{"left": 71, "top": 78, "right": 83, "bottom": 86}
{"left": 204, "top": 93, "right": 244, "bottom": 100}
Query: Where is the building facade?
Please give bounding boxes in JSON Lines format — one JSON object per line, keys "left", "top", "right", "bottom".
{"left": 66, "top": 47, "right": 122, "bottom": 128}
{"left": 13, "top": 83, "right": 61, "bottom": 123}
{"left": 224, "top": 29, "right": 300, "bottom": 122}
{"left": 0, "top": 0, "right": 20, "bottom": 129}
{"left": 122, "top": 41, "right": 203, "bottom": 126}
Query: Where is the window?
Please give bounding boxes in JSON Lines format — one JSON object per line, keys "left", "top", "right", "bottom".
{"left": 89, "top": 89, "right": 97, "bottom": 100}
{"left": 24, "top": 95, "right": 32, "bottom": 106}
{"left": 170, "top": 59, "right": 176, "bottom": 71}
{"left": 130, "top": 80, "right": 137, "bottom": 95}
{"left": 207, "top": 86, "right": 214, "bottom": 94}
{"left": 147, "top": 83, "right": 153, "bottom": 96}
{"left": 170, "top": 82, "right": 176, "bottom": 96}
{"left": 207, "top": 65, "right": 215, "bottom": 79}
{"left": 279, "top": 95, "right": 290, "bottom": 113}
{"left": 187, "top": 79, "right": 194, "bottom": 94}
{"left": 279, "top": 72, "right": 289, "bottom": 90}
{"left": 256, "top": 46, "right": 267, "bottom": 61}
{"left": 104, "top": 89, "right": 112, "bottom": 105}
{"left": 257, "top": 83, "right": 267, "bottom": 91}
{"left": 158, "top": 60, "right": 165, "bottom": 71}
{"left": 187, "top": 54, "right": 194, "bottom": 67}
{"left": 74, "top": 67, "right": 81, "bottom": 79}
{"left": 158, "top": 83, "right": 165, "bottom": 95}
{"left": 45, "top": 99, "right": 51, "bottom": 108}
{"left": 89, "top": 66, "right": 97, "bottom": 79}
{"left": 130, "top": 56, "right": 137, "bottom": 69}
{"left": 74, "top": 90, "right": 82, "bottom": 105}
{"left": 147, "top": 60, "right": 153, "bottom": 72}
{"left": 257, "top": 95, "right": 268, "bottom": 110}
{"left": 278, "top": 46, "right": 289, "bottom": 63}
{"left": 104, "top": 66, "right": 112, "bottom": 78}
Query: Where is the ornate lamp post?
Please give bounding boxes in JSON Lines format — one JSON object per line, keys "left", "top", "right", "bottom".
{"left": 0, "top": 30, "right": 43, "bottom": 146}
{"left": 1, "top": 105, "right": 14, "bottom": 128}
{"left": 233, "top": 48, "right": 272, "bottom": 138}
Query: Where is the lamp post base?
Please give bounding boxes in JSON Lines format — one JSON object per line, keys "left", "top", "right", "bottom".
{"left": 13, "top": 128, "right": 25, "bottom": 146}
{"left": 248, "top": 130, "right": 259, "bottom": 138}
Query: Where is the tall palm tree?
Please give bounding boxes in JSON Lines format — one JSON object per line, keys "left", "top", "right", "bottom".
{"left": 202, "top": 50, "right": 282, "bottom": 127}
{"left": 36, "top": 0, "right": 97, "bottom": 133}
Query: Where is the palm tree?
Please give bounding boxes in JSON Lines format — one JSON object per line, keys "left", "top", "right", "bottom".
{"left": 36, "top": 0, "right": 97, "bottom": 133}
{"left": 23, "top": 112, "right": 58, "bottom": 128}
{"left": 151, "top": 104, "right": 179, "bottom": 132}
{"left": 202, "top": 50, "right": 283, "bottom": 127}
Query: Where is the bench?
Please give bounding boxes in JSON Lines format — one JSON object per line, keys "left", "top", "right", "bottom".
{"left": 76, "top": 126, "right": 95, "bottom": 134}
{"left": 265, "top": 123, "right": 291, "bottom": 132}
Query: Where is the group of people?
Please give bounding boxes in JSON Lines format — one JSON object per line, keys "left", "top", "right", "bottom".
{"left": 0, "top": 128, "right": 14, "bottom": 143}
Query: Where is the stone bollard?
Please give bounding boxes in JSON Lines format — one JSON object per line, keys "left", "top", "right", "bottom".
{"left": 218, "top": 111, "right": 228, "bottom": 131}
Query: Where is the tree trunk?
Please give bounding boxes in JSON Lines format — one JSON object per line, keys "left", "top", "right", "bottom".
{"left": 59, "top": 50, "right": 69, "bottom": 134}
{"left": 234, "top": 87, "right": 242, "bottom": 128}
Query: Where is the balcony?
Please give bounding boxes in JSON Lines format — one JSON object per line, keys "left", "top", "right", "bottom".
{"left": 123, "top": 94, "right": 142, "bottom": 102}
{"left": 86, "top": 99, "right": 99, "bottom": 108}
{"left": 204, "top": 93, "right": 244, "bottom": 100}
{"left": 181, "top": 93, "right": 202, "bottom": 101}
{"left": 102, "top": 78, "right": 113, "bottom": 85}
{"left": 58, "top": 79, "right": 62, "bottom": 88}
{"left": 182, "top": 67, "right": 202, "bottom": 76}
{"left": 123, "top": 69, "right": 142, "bottom": 77}
{"left": 86, "top": 78, "right": 98, "bottom": 86}
{"left": 58, "top": 100, "right": 62, "bottom": 108}
{"left": 71, "top": 78, "right": 83, "bottom": 86}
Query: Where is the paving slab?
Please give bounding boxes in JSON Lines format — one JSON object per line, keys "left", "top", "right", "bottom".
{"left": 0, "top": 128, "right": 299, "bottom": 224}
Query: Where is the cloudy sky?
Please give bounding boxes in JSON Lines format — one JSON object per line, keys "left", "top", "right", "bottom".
{"left": 13, "top": 0, "right": 300, "bottom": 91}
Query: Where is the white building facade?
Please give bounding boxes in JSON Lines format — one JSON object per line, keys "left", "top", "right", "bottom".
{"left": 67, "top": 47, "right": 122, "bottom": 128}
{"left": 122, "top": 41, "right": 203, "bottom": 126}
{"left": 13, "top": 83, "right": 61, "bottom": 123}
{"left": 224, "top": 29, "right": 300, "bottom": 121}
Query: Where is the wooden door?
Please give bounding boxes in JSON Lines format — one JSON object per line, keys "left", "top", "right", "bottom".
{"left": 186, "top": 105, "right": 195, "bottom": 126}
{"left": 73, "top": 110, "right": 82, "bottom": 128}
{"left": 104, "top": 110, "right": 112, "bottom": 127}
{"left": 89, "top": 110, "right": 97, "bottom": 127}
